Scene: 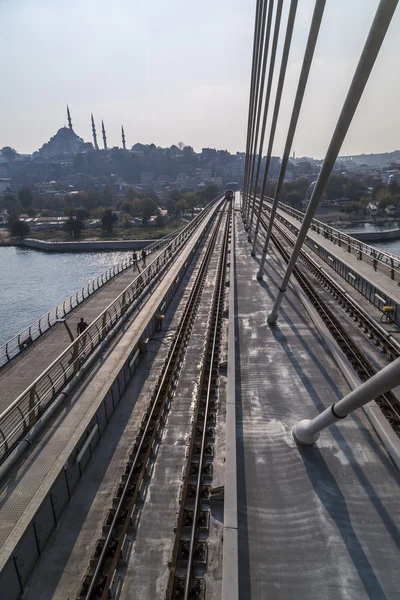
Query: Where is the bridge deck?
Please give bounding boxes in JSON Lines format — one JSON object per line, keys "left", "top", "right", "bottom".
{"left": 271, "top": 204, "right": 400, "bottom": 305}
{"left": 0, "top": 221, "right": 208, "bottom": 576}
{"left": 235, "top": 209, "right": 400, "bottom": 599}
{"left": 0, "top": 250, "right": 162, "bottom": 414}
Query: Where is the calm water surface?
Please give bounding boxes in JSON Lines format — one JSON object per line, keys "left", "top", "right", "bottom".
{"left": 339, "top": 222, "right": 400, "bottom": 256}
{"left": 0, "top": 247, "right": 133, "bottom": 345}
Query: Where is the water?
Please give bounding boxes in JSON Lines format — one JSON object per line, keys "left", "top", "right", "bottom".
{"left": 338, "top": 221, "right": 400, "bottom": 257}
{"left": 0, "top": 247, "right": 133, "bottom": 346}
{"left": 339, "top": 221, "right": 400, "bottom": 232}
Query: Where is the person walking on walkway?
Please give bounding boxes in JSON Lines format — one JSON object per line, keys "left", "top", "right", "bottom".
{"left": 77, "top": 317, "right": 88, "bottom": 350}
{"left": 141, "top": 248, "right": 146, "bottom": 266}
{"left": 132, "top": 251, "right": 138, "bottom": 271}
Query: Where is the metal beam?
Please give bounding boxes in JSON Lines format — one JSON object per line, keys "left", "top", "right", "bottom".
{"left": 250, "top": 0, "right": 298, "bottom": 253}
{"left": 245, "top": 0, "right": 274, "bottom": 227}
{"left": 242, "top": 0, "right": 263, "bottom": 217}
{"left": 293, "top": 356, "right": 400, "bottom": 444}
{"left": 267, "top": 0, "right": 398, "bottom": 324}
{"left": 244, "top": 0, "right": 269, "bottom": 220}
{"left": 247, "top": 0, "right": 284, "bottom": 242}
{"left": 257, "top": 0, "right": 326, "bottom": 278}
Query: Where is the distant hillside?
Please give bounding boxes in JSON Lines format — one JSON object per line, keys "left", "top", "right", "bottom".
{"left": 338, "top": 150, "right": 400, "bottom": 167}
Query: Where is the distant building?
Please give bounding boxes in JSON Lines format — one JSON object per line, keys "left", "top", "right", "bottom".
{"left": 140, "top": 171, "right": 154, "bottom": 185}
{"left": 0, "top": 178, "right": 11, "bottom": 195}
{"left": 36, "top": 181, "right": 58, "bottom": 194}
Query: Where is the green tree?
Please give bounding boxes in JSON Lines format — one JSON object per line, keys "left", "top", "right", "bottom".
{"left": 141, "top": 198, "right": 159, "bottom": 224}
{"left": 125, "top": 187, "right": 140, "bottom": 202}
{"left": 103, "top": 187, "right": 115, "bottom": 206}
{"left": 285, "top": 191, "right": 302, "bottom": 210}
{"left": 101, "top": 208, "right": 118, "bottom": 233}
{"left": 175, "top": 199, "right": 188, "bottom": 216}
{"left": 199, "top": 184, "right": 219, "bottom": 205}
{"left": 91, "top": 206, "right": 105, "bottom": 219}
{"left": 359, "top": 197, "right": 371, "bottom": 214}
{"left": 3, "top": 193, "right": 17, "bottom": 204}
{"left": 4, "top": 196, "right": 21, "bottom": 217}
{"left": 343, "top": 178, "right": 367, "bottom": 202}
{"left": 325, "top": 174, "right": 348, "bottom": 200}
{"left": 372, "top": 181, "right": 384, "bottom": 198}
{"left": 18, "top": 187, "right": 34, "bottom": 209}
{"left": 341, "top": 201, "right": 361, "bottom": 216}
{"left": 80, "top": 190, "right": 103, "bottom": 210}
{"left": 377, "top": 193, "right": 393, "bottom": 210}
{"left": 122, "top": 214, "right": 132, "bottom": 227}
{"left": 169, "top": 189, "right": 183, "bottom": 203}
{"left": 121, "top": 201, "right": 133, "bottom": 215}
{"left": 64, "top": 206, "right": 75, "bottom": 217}
{"left": 26, "top": 206, "right": 36, "bottom": 217}
{"left": 166, "top": 189, "right": 183, "bottom": 216}
{"left": 155, "top": 214, "right": 165, "bottom": 227}
{"left": 76, "top": 208, "right": 90, "bottom": 221}
{"left": 388, "top": 178, "right": 400, "bottom": 195}
{"left": 64, "top": 217, "right": 85, "bottom": 239}
{"left": 1, "top": 146, "right": 17, "bottom": 161}
{"left": 185, "top": 192, "right": 199, "bottom": 216}
{"left": 9, "top": 217, "right": 30, "bottom": 238}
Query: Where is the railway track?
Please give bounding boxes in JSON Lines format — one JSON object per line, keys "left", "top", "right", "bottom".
{"left": 165, "top": 203, "right": 231, "bottom": 600}
{"left": 258, "top": 214, "right": 400, "bottom": 436}
{"left": 77, "top": 201, "right": 231, "bottom": 600}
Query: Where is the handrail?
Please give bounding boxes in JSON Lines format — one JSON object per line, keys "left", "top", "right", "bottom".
{"left": 0, "top": 200, "right": 218, "bottom": 464}
{"left": 276, "top": 200, "right": 400, "bottom": 264}
{"left": 263, "top": 198, "right": 400, "bottom": 281}
{"left": 0, "top": 225, "right": 186, "bottom": 367}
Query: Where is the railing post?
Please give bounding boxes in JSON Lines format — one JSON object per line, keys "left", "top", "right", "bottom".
{"left": 72, "top": 339, "right": 80, "bottom": 375}
{"left": 29, "top": 385, "right": 37, "bottom": 429}
{"left": 121, "top": 291, "right": 127, "bottom": 315}
{"left": 102, "top": 312, "right": 107, "bottom": 339}
{"left": 293, "top": 355, "right": 400, "bottom": 444}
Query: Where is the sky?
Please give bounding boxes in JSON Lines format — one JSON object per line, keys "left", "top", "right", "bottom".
{"left": 0, "top": 0, "right": 399, "bottom": 158}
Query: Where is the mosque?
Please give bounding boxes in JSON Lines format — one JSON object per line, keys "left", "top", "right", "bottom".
{"left": 36, "top": 106, "right": 127, "bottom": 158}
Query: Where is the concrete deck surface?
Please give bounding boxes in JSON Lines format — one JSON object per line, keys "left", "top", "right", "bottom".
{"left": 235, "top": 208, "right": 400, "bottom": 600}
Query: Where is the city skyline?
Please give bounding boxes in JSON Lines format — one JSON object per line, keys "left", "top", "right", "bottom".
{"left": 1, "top": 0, "right": 399, "bottom": 157}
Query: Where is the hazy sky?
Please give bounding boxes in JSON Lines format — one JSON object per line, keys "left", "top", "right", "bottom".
{"left": 1, "top": 0, "right": 399, "bottom": 158}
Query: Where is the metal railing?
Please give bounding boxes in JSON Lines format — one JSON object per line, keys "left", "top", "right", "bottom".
{"left": 0, "top": 227, "right": 185, "bottom": 367}
{"left": 0, "top": 202, "right": 217, "bottom": 464}
{"left": 265, "top": 199, "right": 400, "bottom": 282}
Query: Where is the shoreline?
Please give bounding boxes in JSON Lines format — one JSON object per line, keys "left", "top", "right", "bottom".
{"left": 0, "top": 238, "right": 158, "bottom": 252}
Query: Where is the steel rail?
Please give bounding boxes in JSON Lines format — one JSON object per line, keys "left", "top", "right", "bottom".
{"left": 259, "top": 214, "right": 400, "bottom": 431}
{"left": 166, "top": 204, "right": 231, "bottom": 599}
{"left": 260, "top": 207, "right": 400, "bottom": 360}
{"left": 255, "top": 195, "right": 400, "bottom": 281}
{"left": 273, "top": 200, "right": 400, "bottom": 276}
{"left": 79, "top": 202, "right": 228, "bottom": 600}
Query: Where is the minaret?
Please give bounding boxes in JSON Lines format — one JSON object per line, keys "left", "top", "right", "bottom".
{"left": 121, "top": 126, "right": 126, "bottom": 150}
{"left": 67, "top": 105, "right": 73, "bottom": 131}
{"left": 102, "top": 120, "right": 108, "bottom": 151}
{"left": 91, "top": 113, "right": 99, "bottom": 151}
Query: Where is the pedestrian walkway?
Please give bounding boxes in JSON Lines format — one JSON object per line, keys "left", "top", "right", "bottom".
{"left": 234, "top": 208, "right": 400, "bottom": 599}
{"left": 269, "top": 202, "right": 400, "bottom": 304}
{"left": 0, "top": 250, "right": 161, "bottom": 414}
{"left": 0, "top": 219, "right": 208, "bottom": 579}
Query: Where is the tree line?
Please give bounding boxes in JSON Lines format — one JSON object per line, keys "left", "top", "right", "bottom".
{"left": 2, "top": 183, "right": 220, "bottom": 239}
